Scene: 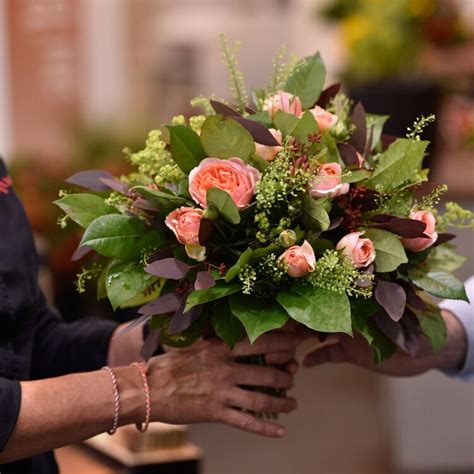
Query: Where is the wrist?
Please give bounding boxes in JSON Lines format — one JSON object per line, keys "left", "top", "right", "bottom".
{"left": 435, "top": 310, "right": 467, "bottom": 371}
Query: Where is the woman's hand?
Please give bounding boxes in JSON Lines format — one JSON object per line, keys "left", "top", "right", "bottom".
{"left": 145, "top": 333, "right": 300, "bottom": 437}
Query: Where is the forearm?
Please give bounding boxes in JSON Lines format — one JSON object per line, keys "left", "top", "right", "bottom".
{"left": 0, "top": 367, "right": 143, "bottom": 464}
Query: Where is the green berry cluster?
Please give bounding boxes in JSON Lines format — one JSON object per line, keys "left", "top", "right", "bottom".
{"left": 239, "top": 265, "right": 257, "bottom": 295}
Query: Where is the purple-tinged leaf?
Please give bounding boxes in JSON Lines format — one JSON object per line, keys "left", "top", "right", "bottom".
{"left": 337, "top": 143, "right": 360, "bottom": 167}
{"left": 375, "top": 310, "right": 421, "bottom": 357}
{"left": 351, "top": 188, "right": 379, "bottom": 211}
{"left": 100, "top": 177, "right": 130, "bottom": 195}
{"left": 245, "top": 105, "right": 257, "bottom": 114}
{"left": 210, "top": 100, "right": 242, "bottom": 118}
{"left": 133, "top": 197, "right": 158, "bottom": 211}
{"left": 71, "top": 245, "right": 92, "bottom": 262}
{"left": 316, "top": 83, "right": 341, "bottom": 108}
{"left": 412, "top": 182, "right": 440, "bottom": 201}
{"left": 140, "top": 329, "right": 162, "bottom": 362}
{"left": 199, "top": 218, "right": 214, "bottom": 245}
{"left": 138, "top": 293, "right": 181, "bottom": 316}
{"left": 404, "top": 284, "right": 429, "bottom": 311}
{"left": 66, "top": 169, "right": 114, "bottom": 191}
{"left": 433, "top": 233, "right": 456, "bottom": 247}
{"left": 370, "top": 214, "right": 397, "bottom": 224}
{"left": 349, "top": 102, "right": 366, "bottom": 153}
{"left": 168, "top": 292, "right": 203, "bottom": 335}
{"left": 148, "top": 248, "right": 173, "bottom": 263}
{"left": 328, "top": 217, "right": 344, "bottom": 231}
{"left": 145, "top": 258, "right": 192, "bottom": 279}
{"left": 231, "top": 116, "right": 280, "bottom": 146}
{"left": 381, "top": 134, "right": 398, "bottom": 150}
{"left": 389, "top": 218, "right": 427, "bottom": 238}
{"left": 375, "top": 280, "right": 406, "bottom": 322}
{"left": 195, "top": 271, "right": 216, "bottom": 290}
{"left": 114, "top": 315, "right": 150, "bottom": 337}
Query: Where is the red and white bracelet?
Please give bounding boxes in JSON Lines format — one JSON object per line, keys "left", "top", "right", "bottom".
{"left": 101, "top": 366, "right": 120, "bottom": 435}
{"left": 131, "top": 362, "right": 151, "bottom": 433}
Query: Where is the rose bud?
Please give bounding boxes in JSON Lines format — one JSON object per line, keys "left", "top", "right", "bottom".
{"left": 279, "top": 229, "right": 298, "bottom": 248}
{"left": 309, "top": 105, "right": 338, "bottom": 132}
{"left": 255, "top": 128, "right": 282, "bottom": 161}
{"left": 278, "top": 240, "right": 316, "bottom": 278}
{"left": 309, "top": 163, "right": 350, "bottom": 198}
{"left": 401, "top": 210, "right": 438, "bottom": 252}
{"left": 336, "top": 232, "right": 376, "bottom": 268}
{"left": 263, "top": 91, "right": 302, "bottom": 118}
{"left": 188, "top": 157, "right": 261, "bottom": 209}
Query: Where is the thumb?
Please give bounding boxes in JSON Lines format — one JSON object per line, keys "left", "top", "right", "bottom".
{"left": 303, "top": 343, "right": 348, "bottom": 367}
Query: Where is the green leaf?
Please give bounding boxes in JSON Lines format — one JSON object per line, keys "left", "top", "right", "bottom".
{"left": 273, "top": 110, "right": 299, "bottom": 136}
{"left": 365, "top": 228, "right": 408, "bottom": 273}
{"left": 408, "top": 268, "right": 468, "bottom": 301}
{"left": 342, "top": 169, "right": 371, "bottom": 183}
{"left": 166, "top": 125, "right": 206, "bottom": 173}
{"left": 54, "top": 193, "right": 118, "bottom": 228}
{"left": 366, "top": 114, "right": 389, "bottom": 151}
{"left": 81, "top": 214, "right": 149, "bottom": 259}
{"left": 366, "top": 139, "right": 428, "bottom": 190}
{"left": 290, "top": 111, "right": 318, "bottom": 144}
{"left": 284, "top": 52, "right": 326, "bottom": 109}
{"left": 200, "top": 115, "right": 255, "bottom": 161}
{"left": 425, "top": 245, "right": 467, "bottom": 272}
{"left": 247, "top": 111, "right": 273, "bottom": 128}
{"left": 133, "top": 186, "right": 189, "bottom": 215}
{"left": 411, "top": 305, "right": 447, "bottom": 352}
{"left": 301, "top": 195, "right": 330, "bottom": 231}
{"left": 230, "top": 294, "right": 288, "bottom": 343}
{"left": 105, "top": 260, "right": 157, "bottom": 310}
{"left": 119, "top": 278, "right": 166, "bottom": 309}
{"left": 206, "top": 187, "right": 241, "bottom": 225}
{"left": 211, "top": 298, "right": 245, "bottom": 349}
{"left": 277, "top": 283, "right": 352, "bottom": 335}
{"left": 185, "top": 282, "right": 242, "bottom": 312}
{"left": 225, "top": 247, "right": 254, "bottom": 282}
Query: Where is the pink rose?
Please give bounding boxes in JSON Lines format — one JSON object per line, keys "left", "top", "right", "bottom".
{"left": 309, "top": 162, "right": 350, "bottom": 198}
{"left": 165, "top": 206, "right": 203, "bottom": 245}
{"left": 401, "top": 210, "right": 438, "bottom": 252}
{"left": 255, "top": 128, "right": 282, "bottom": 162}
{"left": 278, "top": 240, "right": 316, "bottom": 278}
{"left": 188, "top": 157, "right": 261, "bottom": 209}
{"left": 263, "top": 91, "right": 303, "bottom": 117}
{"left": 309, "top": 106, "right": 338, "bottom": 132}
{"left": 336, "top": 232, "right": 376, "bottom": 268}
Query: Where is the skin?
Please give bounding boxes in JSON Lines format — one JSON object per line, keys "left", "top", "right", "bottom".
{"left": 0, "top": 328, "right": 300, "bottom": 464}
{"left": 301, "top": 310, "right": 467, "bottom": 376}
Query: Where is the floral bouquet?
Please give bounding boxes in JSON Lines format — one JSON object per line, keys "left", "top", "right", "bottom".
{"left": 56, "top": 38, "right": 472, "bottom": 377}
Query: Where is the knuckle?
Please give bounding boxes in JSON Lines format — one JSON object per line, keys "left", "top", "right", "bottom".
{"left": 239, "top": 415, "right": 256, "bottom": 432}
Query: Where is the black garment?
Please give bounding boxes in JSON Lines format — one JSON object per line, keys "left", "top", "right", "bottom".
{"left": 0, "top": 158, "right": 118, "bottom": 473}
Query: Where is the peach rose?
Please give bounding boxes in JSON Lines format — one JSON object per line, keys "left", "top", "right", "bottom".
{"left": 309, "top": 106, "right": 338, "bottom": 132}
{"left": 336, "top": 232, "right": 376, "bottom": 268}
{"left": 263, "top": 91, "right": 303, "bottom": 117}
{"left": 255, "top": 128, "right": 282, "bottom": 162}
{"left": 309, "top": 162, "right": 350, "bottom": 198}
{"left": 165, "top": 206, "right": 203, "bottom": 245}
{"left": 401, "top": 210, "right": 438, "bottom": 252}
{"left": 278, "top": 240, "right": 316, "bottom": 278}
{"left": 188, "top": 157, "right": 261, "bottom": 209}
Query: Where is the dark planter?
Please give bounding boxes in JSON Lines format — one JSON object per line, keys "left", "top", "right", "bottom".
{"left": 349, "top": 79, "right": 441, "bottom": 169}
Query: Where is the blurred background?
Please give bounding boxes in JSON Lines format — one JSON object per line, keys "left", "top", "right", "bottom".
{"left": 0, "top": 0, "right": 473, "bottom": 473}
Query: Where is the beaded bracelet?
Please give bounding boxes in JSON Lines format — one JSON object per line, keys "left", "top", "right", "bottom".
{"left": 131, "top": 362, "right": 151, "bottom": 433}
{"left": 101, "top": 366, "right": 120, "bottom": 435}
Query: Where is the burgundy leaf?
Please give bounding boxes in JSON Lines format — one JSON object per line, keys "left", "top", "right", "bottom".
{"left": 245, "top": 105, "right": 257, "bottom": 114}
{"left": 138, "top": 293, "right": 181, "bottom": 315}
{"left": 71, "top": 245, "right": 92, "bottom": 262}
{"left": 199, "top": 218, "right": 214, "bottom": 245}
{"left": 99, "top": 177, "right": 130, "bottom": 195}
{"left": 66, "top": 169, "right": 114, "bottom": 191}
{"left": 168, "top": 292, "right": 203, "bottom": 335}
{"left": 433, "top": 233, "right": 456, "bottom": 246}
{"left": 404, "top": 284, "right": 429, "bottom": 311}
{"left": 328, "top": 217, "right": 344, "bottom": 231}
{"left": 412, "top": 182, "right": 440, "bottom": 201}
{"left": 210, "top": 100, "right": 242, "bottom": 118}
{"left": 351, "top": 188, "right": 379, "bottom": 212}
{"left": 389, "top": 218, "right": 427, "bottom": 238}
{"left": 114, "top": 315, "right": 149, "bottom": 337}
{"left": 375, "top": 310, "right": 421, "bottom": 357}
{"left": 337, "top": 143, "right": 360, "bottom": 167}
{"left": 195, "top": 271, "right": 216, "bottom": 290}
{"left": 380, "top": 134, "right": 398, "bottom": 150}
{"left": 316, "top": 83, "right": 341, "bottom": 108}
{"left": 349, "top": 102, "right": 366, "bottom": 153}
{"left": 145, "top": 258, "right": 192, "bottom": 279}
{"left": 370, "top": 214, "right": 397, "bottom": 224}
{"left": 375, "top": 280, "right": 406, "bottom": 322}
{"left": 140, "top": 329, "right": 162, "bottom": 362}
{"left": 133, "top": 197, "right": 158, "bottom": 211}
{"left": 231, "top": 116, "right": 281, "bottom": 146}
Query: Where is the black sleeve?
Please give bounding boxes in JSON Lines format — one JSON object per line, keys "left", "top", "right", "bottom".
{"left": 31, "top": 295, "right": 119, "bottom": 379}
{"left": 0, "top": 379, "right": 21, "bottom": 452}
